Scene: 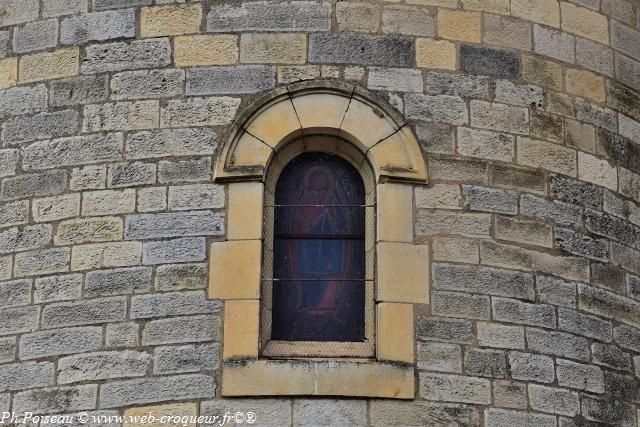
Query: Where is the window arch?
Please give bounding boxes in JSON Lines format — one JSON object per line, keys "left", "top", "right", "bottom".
{"left": 210, "top": 82, "right": 429, "bottom": 398}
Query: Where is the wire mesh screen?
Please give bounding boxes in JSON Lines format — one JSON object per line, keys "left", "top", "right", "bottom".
{"left": 267, "top": 152, "right": 372, "bottom": 348}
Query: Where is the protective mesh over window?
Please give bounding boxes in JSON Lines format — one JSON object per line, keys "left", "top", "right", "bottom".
{"left": 271, "top": 152, "right": 367, "bottom": 342}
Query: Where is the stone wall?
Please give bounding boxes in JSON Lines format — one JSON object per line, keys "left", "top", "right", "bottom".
{"left": 0, "top": 0, "right": 640, "bottom": 425}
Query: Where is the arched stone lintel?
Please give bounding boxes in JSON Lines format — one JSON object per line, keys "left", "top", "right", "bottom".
{"left": 214, "top": 81, "right": 428, "bottom": 184}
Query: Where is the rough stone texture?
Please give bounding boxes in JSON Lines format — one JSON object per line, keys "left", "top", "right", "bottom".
{"left": 309, "top": 34, "right": 412, "bottom": 67}
{"left": 81, "top": 38, "right": 171, "bottom": 74}
{"left": 61, "top": 9, "right": 135, "bottom": 45}
{"left": 186, "top": 66, "right": 275, "bottom": 95}
{"left": 19, "top": 326, "right": 102, "bottom": 360}
{"left": 460, "top": 45, "right": 519, "bottom": 79}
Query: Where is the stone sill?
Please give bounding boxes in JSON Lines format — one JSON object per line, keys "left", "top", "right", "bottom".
{"left": 222, "top": 359, "right": 414, "bottom": 399}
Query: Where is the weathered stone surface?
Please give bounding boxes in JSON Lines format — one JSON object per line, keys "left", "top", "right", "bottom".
{"left": 492, "top": 298, "right": 555, "bottom": 328}
{"left": 415, "top": 212, "right": 491, "bottom": 238}
{"left": 370, "top": 400, "right": 479, "bottom": 427}
{"left": 0, "top": 224, "right": 51, "bottom": 254}
{"left": 14, "top": 247, "right": 70, "bottom": 277}
{"left": 85, "top": 267, "right": 152, "bottom": 296}
{"left": 155, "top": 263, "right": 207, "bottom": 291}
{"left": 534, "top": 25, "right": 575, "bottom": 63}
{"left": 34, "top": 274, "right": 82, "bottom": 303}
{"left": 592, "top": 342, "right": 632, "bottom": 371}
{"left": 405, "top": 93, "right": 468, "bottom": 125}
{"left": 186, "top": 65, "right": 275, "bottom": 95}
{"left": 417, "top": 316, "right": 473, "bottom": 344}
{"left": 470, "top": 100, "right": 528, "bottom": 135}
{"left": 19, "top": 326, "right": 102, "bottom": 360}
{"left": 55, "top": 217, "right": 123, "bottom": 245}
{"left": 309, "top": 34, "right": 412, "bottom": 67}
{"left": 106, "top": 322, "right": 139, "bottom": 348}
{"left": 581, "top": 396, "right": 635, "bottom": 425}
{"left": 555, "top": 227, "right": 609, "bottom": 261}
{"left": 0, "top": 85, "right": 48, "bottom": 118}
{"left": 131, "top": 291, "right": 219, "bottom": 319}
{"left": 154, "top": 343, "right": 219, "bottom": 374}
{"left": 107, "top": 162, "right": 156, "bottom": 188}
{"left": 520, "top": 193, "right": 582, "bottom": 225}
{"left": 143, "top": 237, "right": 206, "bottom": 265}
{"left": 433, "top": 263, "right": 534, "bottom": 300}
{"left": 460, "top": 45, "right": 518, "bottom": 79}
{"left": 420, "top": 373, "right": 491, "bottom": 404}
{"left": 13, "top": 385, "right": 97, "bottom": 415}
{"left": 463, "top": 185, "right": 517, "bottom": 214}
{"left": 0, "top": 279, "right": 31, "bottom": 308}
{"left": 293, "top": 399, "right": 367, "bottom": 426}
{"left": 58, "top": 350, "right": 150, "bottom": 384}
{"left": 161, "top": 97, "right": 239, "bottom": 128}
{"left": 464, "top": 349, "right": 506, "bottom": 378}
{"left": 202, "top": 399, "right": 292, "bottom": 427}
{"left": 417, "top": 341, "right": 462, "bottom": 373}
{"left": 13, "top": 19, "right": 58, "bottom": 53}
{"left": 483, "top": 14, "right": 531, "bottom": 50}
{"left": 368, "top": 68, "right": 423, "bottom": 93}
{"left": 142, "top": 315, "right": 219, "bottom": 345}
{"left": 23, "top": 133, "right": 123, "bottom": 171}
{"left": 0, "top": 200, "right": 28, "bottom": 228}
{"left": 111, "top": 69, "right": 184, "bottom": 100}
{"left": 425, "top": 72, "right": 490, "bottom": 99}
{"left": 0, "top": 361, "right": 54, "bottom": 392}
{"left": 81, "top": 38, "right": 171, "bottom": 74}
{"left": 61, "top": 9, "right": 135, "bottom": 45}
{"left": 508, "top": 351, "right": 555, "bottom": 383}
{"left": 536, "top": 276, "right": 577, "bottom": 308}
{"left": 382, "top": 5, "right": 434, "bottom": 37}
{"left": 0, "top": 305, "right": 39, "bottom": 335}
{"left": 127, "top": 128, "right": 215, "bottom": 159}
{"left": 557, "top": 358, "right": 604, "bottom": 393}
{"left": 492, "top": 381, "right": 527, "bottom": 410}
{"left": 41, "top": 296, "right": 127, "bottom": 328}
{"left": 207, "top": 1, "right": 331, "bottom": 32}
{"left": 2, "top": 110, "right": 79, "bottom": 146}
{"left": 432, "top": 291, "right": 490, "bottom": 320}
{"left": 527, "top": 328, "right": 590, "bottom": 361}
{"left": 576, "top": 98, "right": 617, "bottom": 132}
{"left": 0, "top": 0, "right": 39, "bottom": 27}
{"left": 158, "top": 158, "right": 212, "bottom": 184}
{"left": 477, "top": 323, "right": 525, "bottom": 350}
{"left": 0, "top": 336, "right": 15, "bottom": 363}
{"left": 125, "top": 211, "right": 224, "bottom": 240}
{"left": 84, "top": 101, "right": 159, "bottom": 132}
{"left": 51, "top": 75, "right": 108, "bottom": 107}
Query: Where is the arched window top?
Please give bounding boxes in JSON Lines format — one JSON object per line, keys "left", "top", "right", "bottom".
{"left": 272, "top": 153, "right": 366, "bottom": 343}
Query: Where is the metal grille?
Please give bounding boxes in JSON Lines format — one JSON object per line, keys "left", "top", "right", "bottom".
{"left": 267, "top": 153, "right": 371, "bottom": 347}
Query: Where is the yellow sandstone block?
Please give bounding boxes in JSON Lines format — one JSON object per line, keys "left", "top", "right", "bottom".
{"left": 141, "top": 4, "right": 202, "bottom": 37}
{"left": 174, "top": 35, "right": 237, "bottom": 66}
{"left": 561, "top": 2, "right": 609, "bottom": 45}
{"left": 511, "top": 0, "right": 560, "bottom": 28}
{"left": 209, "top": 240, "right": 261, "bottom": 300}
{"left": 223, "top": 299, "right": 260, "bottom": 360}
{"left": 240, "top": 33, "right": 307, "bottom": 64}
{"left": 416, "top": 38, "right": 456, "bottom": 70}
{"left": 437, "top": 10, "right": 481, "bottom": 43}
{"left": 377, "top": 303, "right": 414, "bottom": 364}
{"left": 378, "top": 242, "right": 430, "bottom": 304}
{"left": 19, "top": 48, "right": 79, "bottom": 83}
{"left": 124, "top": 403, "right": 197, "bottom": 427}
{"left": 0, "top": 57, "right": 17, "bottom": 89}
{"left": 227, "top": 182, "right": 264, "bottom": 240}
{"left": 566, "top": 68, "right": 606, "bottom": 102}
{"left": 377, "top": 183, "right": 413, "bottom": 243}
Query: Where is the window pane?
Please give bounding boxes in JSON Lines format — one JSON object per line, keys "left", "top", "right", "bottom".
{"left": 272, "top": 153, "right": 366, "bottom": 343}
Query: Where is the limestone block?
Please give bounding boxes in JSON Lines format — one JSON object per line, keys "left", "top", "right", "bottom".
{"left": 378, "top": 242, "right": 429, "bottom": 304}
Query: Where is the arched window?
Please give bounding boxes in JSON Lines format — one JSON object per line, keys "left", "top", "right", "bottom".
{"left": 271, "top": 153, "right": 366, "bottom": 342}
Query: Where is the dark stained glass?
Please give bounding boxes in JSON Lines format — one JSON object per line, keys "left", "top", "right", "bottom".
{"left": 271, "top": 152, "right": 366, "bottom": 342}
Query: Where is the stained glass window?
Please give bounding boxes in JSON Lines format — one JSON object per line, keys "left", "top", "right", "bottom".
{"left": 271, "top": 152, "right": 366, "bottom": 342}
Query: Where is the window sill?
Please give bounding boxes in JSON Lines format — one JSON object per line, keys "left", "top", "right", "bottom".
{"left": 261, "top": 340, "right": 374, "bottom": 358}
{"left": 221, "top": 359, "right": 414, "bottom": 399}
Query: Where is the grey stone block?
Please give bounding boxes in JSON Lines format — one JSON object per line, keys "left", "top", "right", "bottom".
{"left": 41, "top": 296, "right": 127, "bottom": 328}
{"left": 369, "top": 401, "right": 479, "bottom": 427}
{"left": 528, "top": 384, "right": 579, "bottom": 416}
{"left": 508, "top": 351, "right": 554, "bottom": 383}
{"left": 81, "top": 38, "right": 172, "bottom": 74}
{"left": 534, "top": 25, "right": 575, "bottom": 63}
{"left": 492, "top": 298, "right": 556, "bottom": 328}
{"left": 34, "top": 274, "right": 82, "bottom": 303}
{"left": 42, "top": 0, "right": 87, "bottom": 17}
{"left": 160, "top": 96, "right": 240, "bottom": 128}
{"left": 0, "top": 31, "right": 7, "bottom": 58}
{"left": 13, "top": 19, "right": 58, "bottom": 53}
{"left": 168, "top": 184, "right": 224, "bottom": 211}
{"left": 19, "top": 326, "right": 102, "bottom": 360}
{"left": 111, "top": 69, "right": 184, "bottom": 100}
{"left": 484, "top": 409, "right": 557, "bottom": 427}
{"left": 580, "top": 283, "right": 640, "bottom": 327}
{"left": 596, "top": 129, "right": 640, "bottom": 174}
{"left": 584, "top": 209, "right": 639, "bottom": 249}
{"left": 0, "top": 200, "right": 28, "bottom": 228}
{"left": 2, "top": 110, "right": 80, "bottom": 146}
{"left": 127, "top": 128, "right": 216, "bottom": 159}
{"left": 61, "top": 9, "right": 135, "bottom": 45}
{"left": 0, "top": 279, "right": 31, "bottom": 308}
{"left": 143, "top": 237, "right": 206, "bottom": 265}
{"left": 527, "top": 328, "right": 590, "bottom": 362}
{"left": 431, "top": 291, "right": 490, "bottom": 320}
{"left": 536, "top": 275, "right": 577, "bottom": 308}
{"left": 154, "top": 343, "right": 219, "bottom": 374}
{"left": 556, "top": 358, "right": 604, "bottom": 393}
{"left": 611, "top": 241, "right": 640, "bottom": 276}
{"left": 0, "top": 0, "right": 38, "bottom": 27}
{"left": 22, "top": 133, "right": 123, "bottom": 171}
{"left": 425, "top": 71, "right": 490, "bottom": 99}
{"left": 592, "top": 342, "right": 632, "bottom": 371}
{"left": 368, "top": 68, "right": 423, "bottom": 93}
{"left": 460, "top": 45, "right": 518, "bottom": 79}
{"left": 581, "top": 395, "right": 634, "bottom": 426}
{"left": 93, "top": 0, "right": 150, "bottom": 11}
{"left": 186, "top": 65, "right": 275, "bottom": 95}
{"left": 13, "top": 385, "right": 97, "bottom": 415}
{"left": 293, "top": 400, "right": 367, "bottom": 426}
{"left": 382, "top": 5, "right": 434, "bottom": 37}
{"left": 202, "top": 399, "right": 294, "bottom": 427}
{"left": 0, "top": 336, "right": 15, "bottom": 363}
{"left": 494, "top": 80, "right": 544, "bottom": 108}
{"left": 142, "top": 315, "right": 220, "bottom": 345}
{"left": 612, "top": 21, "right": 640, "bottom": 62}
{"left": 415, "top": 122, "right": 455, "bottom": 155}
{"left": 601, "top": 0, "right": 634, "bottom": 24}
{"left": 554, "top": 227, "right": 609, "bottom": 261}
{"left": 405, "top": 93, "right": 468, "bottom": 125}
{"left": 576, "top": 37, "right": 613, "bottom": 77}
{"left": 158, "top": 158, "right": 212, "bottom": 184}
{"left": 520, "top": 193, "right": 582, "bottom": 225}
{"left": 124, "top": 211, "right": 224, "bottom": 240}
{"left": 530, "top": 111, "right": 563, "bottom": 142}
{"left": 477, "top": 323, "right": 524, "bottom": 350}
{"left": 433, "top": 263, "right": 534, "bottom": 300}
{"left": 155, "top": 263, "right": 207, "bottom": 291}
{"left": 492, "top": 381, "right": 527, "bottom": 410}
{"left": 416, "top": 316, "right": 473, "bottom": 343}
{"left": 100, "top": 374, "right": 216, "bottom": 408}
{"left": 463, "top": 185, "right": 518, "bottom": 215}
{"left": 590, "top": 262, "right": 626, "bottom": 294}
{"left": 0, "top": 85, "right": 48, "bottom": 119}
{"left": 0, "top": 149, "right": 18, "bottom": 178}
{"left": 309, "top": 34, "right": 412, "bottom": 67}
{"left": 416, "top": 341, "right": 462, "bottom": 373}
{"left": 51, "top": 75, "right": 109, "bottom": 107}
{"left": 85, "top": 267, "right": 153, "bottom": 297}
{"left": 576, "top": 98, "right": 617, "bottom": 132}
{"left": 628, "top": 274, "right": 640, "bottom": 300}
{"left": 131, "top": 291, "right": 220, "bottom": 319}
{"left": 558, "top": 307, "right": 612, "bottom": 342}
{"left": 0, "top": 361, "right": 54, "bottom": 392}
{"left": 106, "top": 322, "right": 139, "bottom": 348}
{"left": 419, "top": 373, "right": 491, "bottom": 404}
{"left": 604, "top": 370, "right": 640, "bottom": 400}
{"left": 607, "top": 80, "right": 640, "bottom": 123}
{"left": 107, "top": 161, "right": 156, "bottom": 188}
{"left": 14, "top": 247, "right": 70, "bottom": 277}
{"left": 58, "top": 350, "right": 150, "bottom": 384}
{"left": 0, "top": 305, "right": 39, "bottom": 336}
{"left": 550, "top": 174, "right": 601, "bottom": 209}
{"left": 84, "top": 100, "right": 160, "bottom": 132}
{"left": 207, "top": 1, "right": 331, "bottom": 32}
{"left": 464, "top": 349, "right": 506, "bottom": 378}
{"left": 470, "top": 100, "right": 529, "bottom": 135}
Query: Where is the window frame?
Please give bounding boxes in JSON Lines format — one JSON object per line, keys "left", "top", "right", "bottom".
{"left": 260, "top": 140, "right": 376, "bottom": 359}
